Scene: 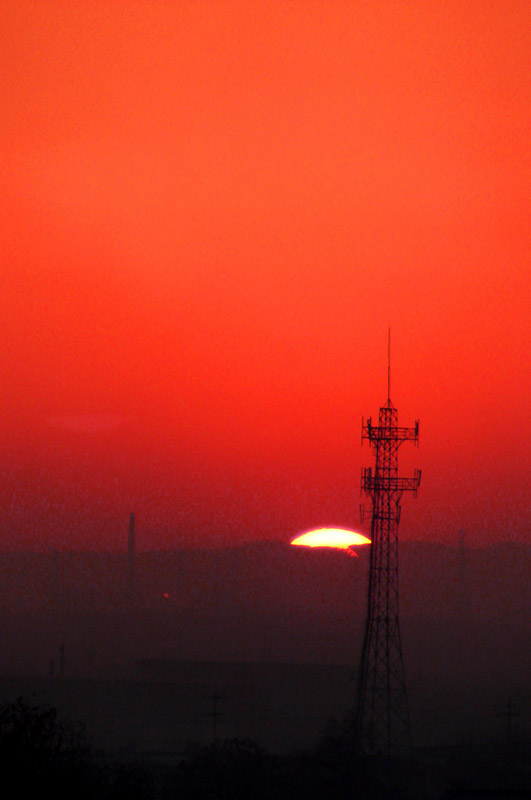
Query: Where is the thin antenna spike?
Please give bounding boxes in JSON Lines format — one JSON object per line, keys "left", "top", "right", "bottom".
{"left": 388, "top": 328, "right": 391, "bottom": 401}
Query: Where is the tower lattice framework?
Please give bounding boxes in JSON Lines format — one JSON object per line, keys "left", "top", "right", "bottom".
{"left": 354, "top": 393, "right": 421, "bottom": 756}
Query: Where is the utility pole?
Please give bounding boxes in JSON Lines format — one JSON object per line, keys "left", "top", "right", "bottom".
{"left": 499, "top": 695, "right": 518, "bottom": 747}
{"left": 205, "top": 692, "right": 224, "bottom": 742}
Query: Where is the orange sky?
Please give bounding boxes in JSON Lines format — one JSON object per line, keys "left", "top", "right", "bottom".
{"left": 1, "top": 1, "right": 529, "bottom": 549}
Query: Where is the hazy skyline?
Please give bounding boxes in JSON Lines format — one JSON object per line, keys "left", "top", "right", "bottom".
{"left": 1, "top": 2, "right": 529, "bottom": 550}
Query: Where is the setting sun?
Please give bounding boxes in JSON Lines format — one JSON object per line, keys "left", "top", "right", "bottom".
{"left": 291, "top": 528, "right": 371, "bottom": 555}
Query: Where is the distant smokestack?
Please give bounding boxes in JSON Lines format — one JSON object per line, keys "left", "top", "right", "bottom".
{"left": 59, "top": 642, "right": 65, "bottom": 679}
{"left": 127, "top": 512, "right": 136, "bottom": 607}
{"left": 458, "top": 529, "right": 472, "bottom": 624}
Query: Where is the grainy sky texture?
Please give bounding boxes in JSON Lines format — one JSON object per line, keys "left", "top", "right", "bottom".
{"left": 1, "top": 1, "right": 529, "bottom": 549}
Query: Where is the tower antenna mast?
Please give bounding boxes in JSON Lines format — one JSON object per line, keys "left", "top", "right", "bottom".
{"left": 354, "top": 335, "right": 421, "bottom": 756}
{"left": 387, "top": 327, "right": 391, "bottom": 402}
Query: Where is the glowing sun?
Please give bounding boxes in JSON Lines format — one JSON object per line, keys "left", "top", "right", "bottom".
{"left": 290, "top": 528, "right": 371, "bottom": 556}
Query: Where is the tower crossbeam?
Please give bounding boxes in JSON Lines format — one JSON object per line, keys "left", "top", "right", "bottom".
{"left": 361, "top": 470, "right": 421, "bottom": 495}
{"left": 363, "top": 419, "right": 419, "bottom": 444}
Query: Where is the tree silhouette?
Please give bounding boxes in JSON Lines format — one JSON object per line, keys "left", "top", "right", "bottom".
{"left": 0, "top": 697, "right": 95, "bottom": 796}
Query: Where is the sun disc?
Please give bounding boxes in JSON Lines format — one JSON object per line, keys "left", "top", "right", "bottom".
{"left": 291, "top": 528, "right": 371, "bottom": 552}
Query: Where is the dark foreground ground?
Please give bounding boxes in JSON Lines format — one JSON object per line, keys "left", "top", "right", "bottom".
{"left": 0, "top": 661, "right": 527, "bottom": 756}
{"left": 0, "top": 694, "right": 529, "bottom": 800}
{"left": 0, "top": 667, "right": 529, "bottom": 800}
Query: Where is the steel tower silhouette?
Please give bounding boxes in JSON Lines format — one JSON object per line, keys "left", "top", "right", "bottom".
{"left": 354, "top": 334, "right": 421, "bottom": 756}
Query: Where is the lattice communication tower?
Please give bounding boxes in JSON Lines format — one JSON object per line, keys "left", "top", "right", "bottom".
{"left": 354, "top": 336, "right": 421, "bottom": 756}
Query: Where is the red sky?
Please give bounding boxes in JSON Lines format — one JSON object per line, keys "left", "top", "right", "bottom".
{"left": 1, "top": 1, "right": 529, "bottom": 550}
